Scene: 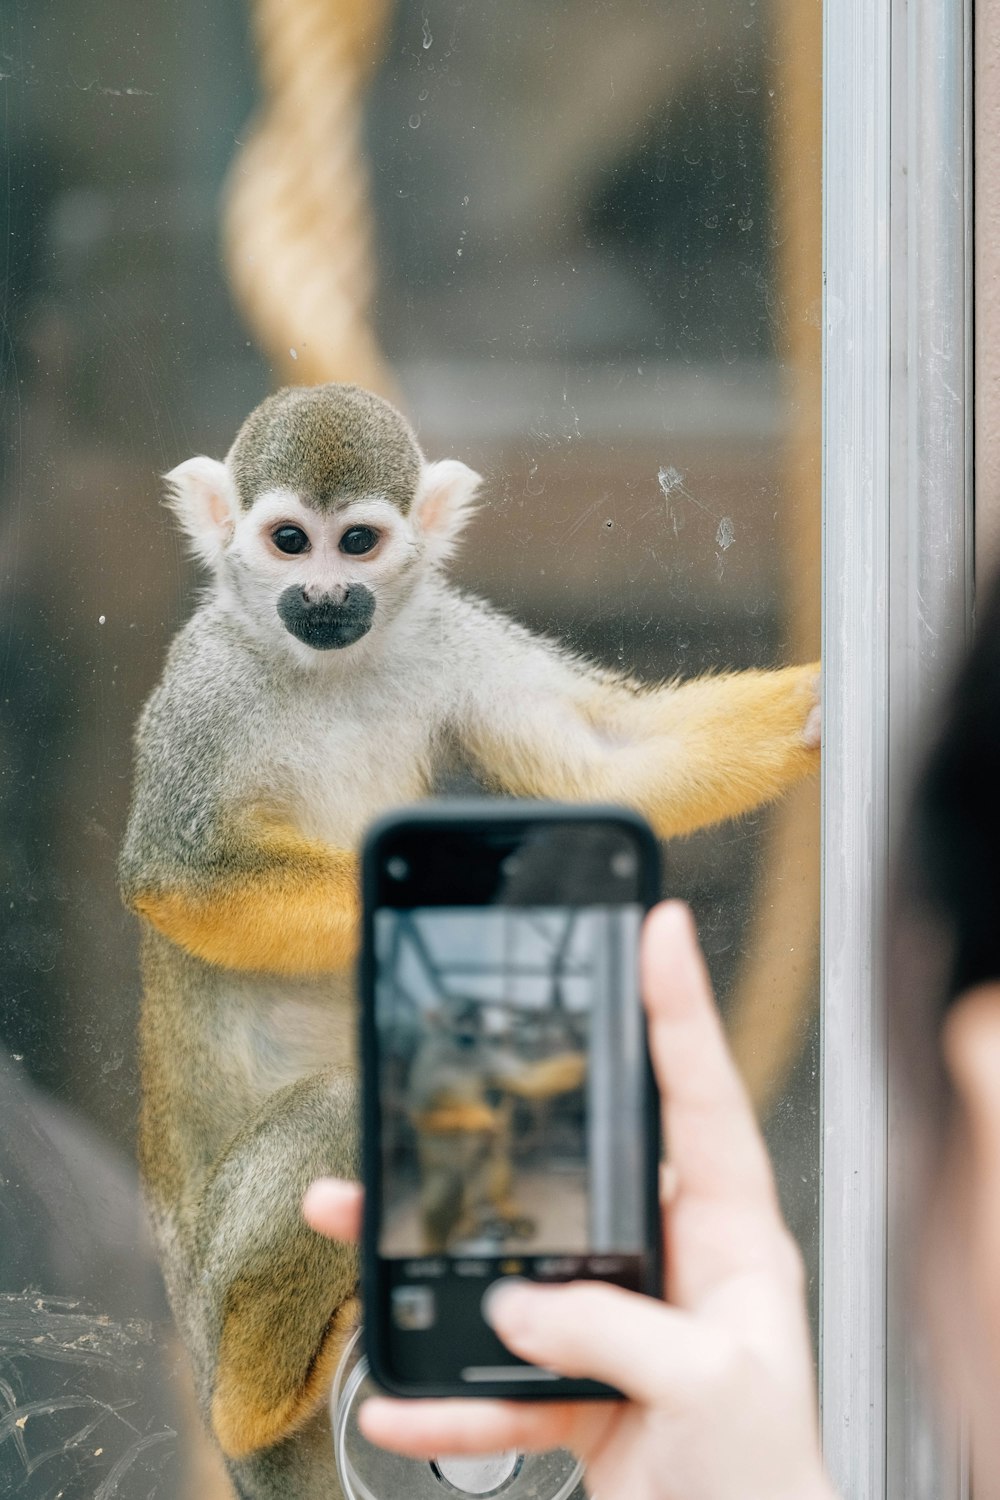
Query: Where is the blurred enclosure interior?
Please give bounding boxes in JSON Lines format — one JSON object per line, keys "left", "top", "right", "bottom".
{"left": 0, "top": 0, "right": 820, "bottom": 1492}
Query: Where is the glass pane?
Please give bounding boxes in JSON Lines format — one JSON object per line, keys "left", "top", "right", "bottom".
{"left": 0, "top": 1, "right": 821, "bottom": 1495}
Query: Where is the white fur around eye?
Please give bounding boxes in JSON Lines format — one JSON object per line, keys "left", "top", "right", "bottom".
{"left": 164, "top": 457, "right": 238, "bottom": 570}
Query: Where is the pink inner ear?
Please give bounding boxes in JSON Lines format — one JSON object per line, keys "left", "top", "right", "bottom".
{"left": 416, "top": 460, "right": 480, "bottom": 541}
{"left": 206, "top": 485, "right": 232, "bottom": 533}
{"left": 419, "top": 482, "right": 450, "bottom": 536}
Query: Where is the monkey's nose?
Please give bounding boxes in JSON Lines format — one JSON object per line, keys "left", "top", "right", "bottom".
{"left": 303, "top": 584, "right": 349, "bottom": 607}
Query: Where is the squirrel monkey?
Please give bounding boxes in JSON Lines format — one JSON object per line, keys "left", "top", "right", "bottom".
{"left": 120, "top": 382, "right": 820, "bottom": 1498}
{"left": 405, "top": 1000, "right": 587, "bottom": 1253}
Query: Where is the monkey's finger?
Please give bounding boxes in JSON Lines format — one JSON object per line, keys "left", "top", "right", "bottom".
{"left": 358, "top": 1394, "right": 615, "bottom": 1460}
{"left": 302, "top": 1177, "right": 363, "bottom": 1242}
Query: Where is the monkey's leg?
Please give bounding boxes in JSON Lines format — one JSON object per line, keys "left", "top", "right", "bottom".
{"left": 124, "top": 813, "right": 359, "bottom": 976}
{"left": 416, "top": 1134, "right": 467, "bottom": 1252}
{"left": 479, "top": 1120, "right": 535, "bottom": 1238}
{"left": 467, "top": 1056, "right": 583, "bottom": 1237}
{"left": 226, "top": 1402, "right": 344, "bottom": 1500}
{"left": 180, "top": 1068, "right": 360, "bottom": 1463}
{"left": 414, "top": 1108, "right": 500, "bottom": 1248}
{"left": 466, "top": 661, "right": 820, "bottom": 840}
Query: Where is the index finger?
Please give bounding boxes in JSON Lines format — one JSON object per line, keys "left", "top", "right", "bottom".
{"left": 641, "top": 902, "right": 780, "bottom": 1214}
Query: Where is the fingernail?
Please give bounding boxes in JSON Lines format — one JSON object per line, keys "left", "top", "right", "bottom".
{"left": 481, "top": 1277, "right": 534, "bottom": 1334}
{"left": 302, "top": 1178, "right": 337, "bottom": 1208}
{"left": 659, "top": 1160, "right": 679, "bottom": 1204}
{"left": 661, "top": 899, "right": 694, "bottom": 928}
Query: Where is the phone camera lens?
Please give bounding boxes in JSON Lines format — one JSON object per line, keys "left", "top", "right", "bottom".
{"left": 610, "top": 849, "right": 637, "bottom": 879}
{"left": 386, "top": 856, "right": 409, "bottom": 881}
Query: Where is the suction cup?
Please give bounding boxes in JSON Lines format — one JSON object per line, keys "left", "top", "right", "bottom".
{"left": 330, "top": 1328, "right": 585, "bottom": 1500}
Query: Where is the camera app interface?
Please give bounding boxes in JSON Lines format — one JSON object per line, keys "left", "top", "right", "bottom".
{"left": 375, "top": 901, "right": 647, "bottom": 1313}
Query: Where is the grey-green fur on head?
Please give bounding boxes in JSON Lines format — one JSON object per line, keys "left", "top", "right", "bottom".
{"left": 227, "top": 384, "right": 423, "bottom": 515}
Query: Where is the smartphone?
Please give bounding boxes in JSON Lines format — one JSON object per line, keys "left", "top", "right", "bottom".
{"left": 360, "top": 800, "right": 662, "bottom": 1400}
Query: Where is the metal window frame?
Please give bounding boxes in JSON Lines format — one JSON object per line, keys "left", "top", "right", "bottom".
{"left": 821, "top": 0, "right": 973, "bottom": 1496}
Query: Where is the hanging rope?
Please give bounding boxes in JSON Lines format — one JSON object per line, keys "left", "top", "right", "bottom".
{"left": 222, "top": 0, "right": 396, "bottom": 396}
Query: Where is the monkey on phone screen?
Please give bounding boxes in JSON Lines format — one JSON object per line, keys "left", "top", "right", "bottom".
{"left": 404, "top": 1000, "right": 586, "bottom": 1253}
{"left": 120, "top": 382, "right": 820, "bottom": 1498}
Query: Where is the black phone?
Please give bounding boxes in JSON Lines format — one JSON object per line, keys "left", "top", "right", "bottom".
{"left": 359, "top": 800, "right": 662, "bottom": 1400}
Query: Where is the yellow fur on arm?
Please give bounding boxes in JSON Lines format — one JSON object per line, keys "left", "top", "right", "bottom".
{"left": 500, "top": 1053, "right": 587, "bottom": 1099}
{"left": 468, "top": 662, "right": 820, "bottom": 841}
{"left": 131, "top": 818, "right": 359, "bottom": 975}
{"left": 608, "top": 661, "right": 822, "bottom": 838}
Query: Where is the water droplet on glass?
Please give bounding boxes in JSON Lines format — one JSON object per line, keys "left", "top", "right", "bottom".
{"left": 462, "top": 195, "right": 470, "bottom": 207}
{"left": 409, "top": 113, "right": 421, "bottom": 129}
{"left": 422, "top": 18, "right": 432, "bottom": 47}
{"left": 716, "top": 516, "right": 736, "bottom": 551}
{"left": 705, "top": 212, "right": 720, "bottom": 230}
{"left": 418, "top": 88, "right": 429, "bottom": 102}
{"left": 98, "top": 615, "right": 106, "bottom": 625}
{"left": 289, "top": 347, "right": 298, "bottom": 360}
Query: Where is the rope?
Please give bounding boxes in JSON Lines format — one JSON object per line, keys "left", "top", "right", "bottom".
{"left": 222, "top": 0, "right": 396, "bottom": 396}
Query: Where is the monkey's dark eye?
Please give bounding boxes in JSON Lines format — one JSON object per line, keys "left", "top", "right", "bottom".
{"left": 272, "top": 525, "right": 311, "bottom": 555}
{"left": 339, "top": 525, "right": 380, "bottom": 556}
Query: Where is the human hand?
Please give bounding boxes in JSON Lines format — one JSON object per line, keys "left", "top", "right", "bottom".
{"left": 303, "top": 901, "right": 836, "bottom": 1500}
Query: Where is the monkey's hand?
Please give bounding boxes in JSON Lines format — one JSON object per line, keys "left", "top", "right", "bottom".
{"left": 802, "top": 671, "right": 822, "bottom": 751}
{"left": 495, "top": 1051, "right": 587, "bottom": 1100}
{"left": 122, "top": 810, "right": 359, "bottom": 976}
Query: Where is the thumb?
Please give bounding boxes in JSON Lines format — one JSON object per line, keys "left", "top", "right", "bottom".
{"left": 484, "top": 1279, "right": 723, "bottom": 1404}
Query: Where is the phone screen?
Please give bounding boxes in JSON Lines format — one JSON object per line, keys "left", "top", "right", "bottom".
{"left": 362, "top": 810, "right": 660, "bottom": 1394}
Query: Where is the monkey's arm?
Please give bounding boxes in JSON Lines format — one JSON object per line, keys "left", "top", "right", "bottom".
{"left": 410, "top": 1054, "right": 584, "bottom": 1131}
{"left": 122, "top": 811, "right": 358, "bottom": 976}
{"left": 489, "top": 1051, "right": 587, "bottom": 1099}
{"left": 455, "top": 612, "right": 819, "bottom": 838}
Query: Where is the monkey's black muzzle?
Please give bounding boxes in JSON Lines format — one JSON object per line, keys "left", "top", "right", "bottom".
{"left": 277, "top": 584, "right": 376, "bottom": 650}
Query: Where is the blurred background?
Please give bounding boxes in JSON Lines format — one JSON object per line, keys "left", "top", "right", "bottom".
{"left": 0, "top": 0, "right": 820, "bottom": 1493}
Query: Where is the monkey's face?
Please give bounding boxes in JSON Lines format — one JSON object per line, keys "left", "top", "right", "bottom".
{"left": 164, "top": 384, "right": 482, "bottom": 664}
{"left": 226, "top": 491, "right": 422, "bottom": 656}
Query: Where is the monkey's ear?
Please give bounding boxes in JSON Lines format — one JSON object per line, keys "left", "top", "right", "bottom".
{"left": 163, "top": 457, "right": 239, "bottom": 569}
{"left": 411, "top": 459, "right": 482, "bottom": 563}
